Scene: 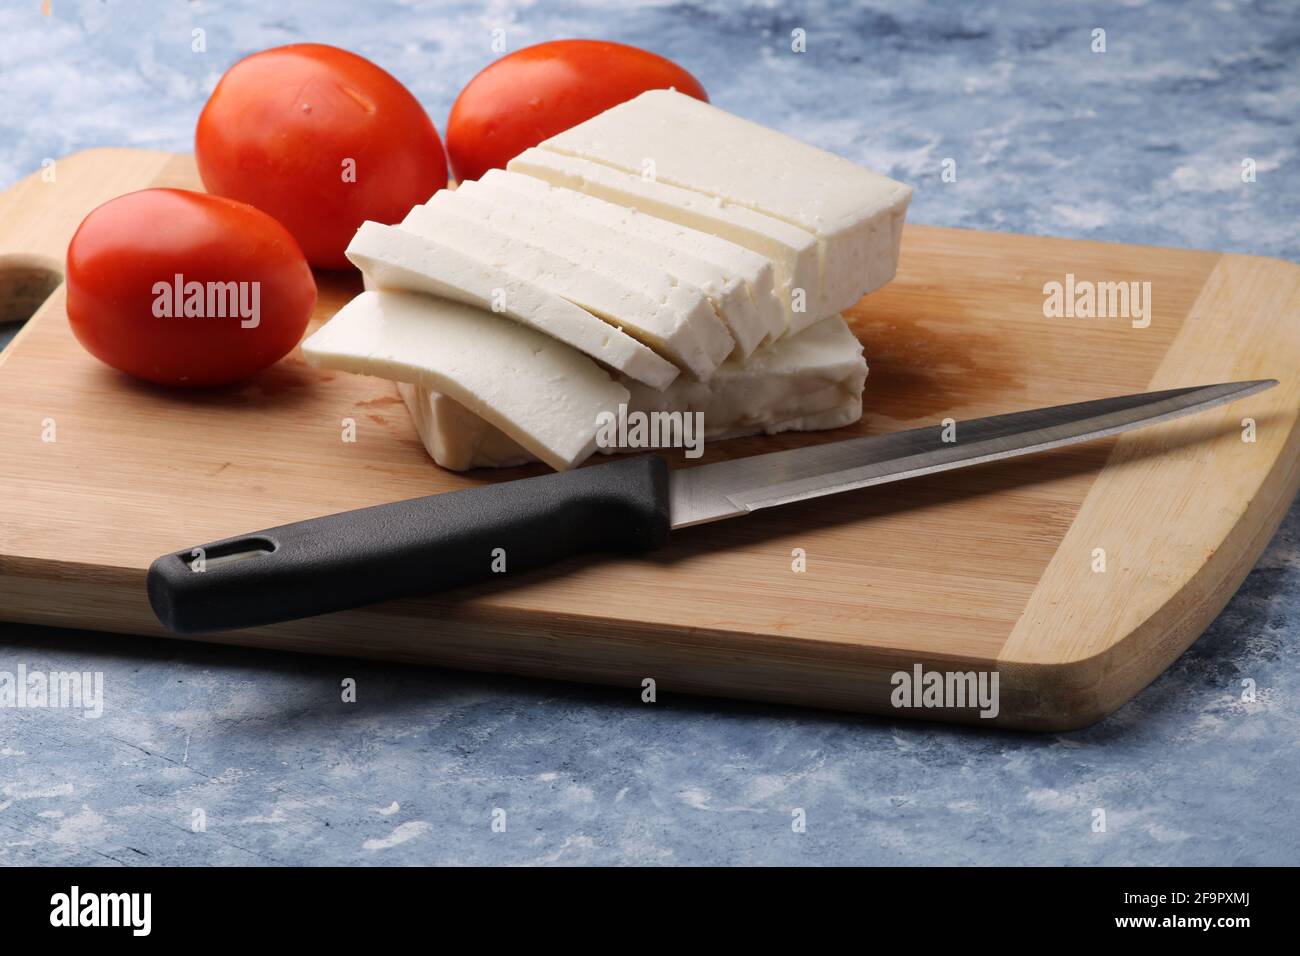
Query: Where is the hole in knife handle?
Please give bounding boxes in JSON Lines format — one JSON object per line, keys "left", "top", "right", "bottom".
{"left": 184, "top": 537, "right": 276, "bottom": 569}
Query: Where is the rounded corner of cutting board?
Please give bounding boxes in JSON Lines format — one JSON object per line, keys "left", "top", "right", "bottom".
{"left": 994, "top": 246, "right": 1300, "bottom": 726}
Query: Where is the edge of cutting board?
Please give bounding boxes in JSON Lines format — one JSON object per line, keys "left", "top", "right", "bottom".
{"left": 997, "top": 250, "right": 1300, "bottom": 726}
{"left": 1, "top": 148, "right": 1298, "bottom": 731}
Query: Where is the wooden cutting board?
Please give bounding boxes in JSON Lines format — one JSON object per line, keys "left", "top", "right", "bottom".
{"left": 1, "top": 148, "right": 1297, "bottom": 730}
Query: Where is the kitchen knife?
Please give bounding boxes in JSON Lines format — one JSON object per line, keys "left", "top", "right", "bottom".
{"left": 147, "top": 379, "right": 1276, "bottom": 633}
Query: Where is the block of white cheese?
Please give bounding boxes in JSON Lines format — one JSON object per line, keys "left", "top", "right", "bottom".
{"left": 462, "top": 172, "right": 775, "bottom": 358}
{"left": 537, "top": 89, "right": 912, "bottom": 325}
{"left": 401, "top": 314, "right": 868, "bottom": 470}
{"left": 402, "top": 192, "right": 735, "bottom": 380}
{"left": 508, "top": 147, "right": 820, "bottom": 335}
{"left": 346, "top": 220, "right": 678, "bottom": 391}
{"left": 301, "top": 290, "right": 629, "bottom": 471}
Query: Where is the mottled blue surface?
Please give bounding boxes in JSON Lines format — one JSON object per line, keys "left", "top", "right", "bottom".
{"left": 1, "top": 0, "right": 1297, "bottom": 865}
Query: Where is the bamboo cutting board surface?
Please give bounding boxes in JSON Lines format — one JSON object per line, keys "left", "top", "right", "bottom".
{"left": 1, "top": 148, "right": 1297, "bottom": 730}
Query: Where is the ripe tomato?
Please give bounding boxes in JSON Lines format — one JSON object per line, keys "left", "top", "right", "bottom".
{"left": 66, "top": 188, "right": 317, "bottom": 387}
{"left": 196, "top": 43, "right": 447, "bottom": 269}
{"left": 446, "top": 39, "right": 707, "bottom": 183}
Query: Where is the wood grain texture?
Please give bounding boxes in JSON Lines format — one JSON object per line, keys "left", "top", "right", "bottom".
{"left": 0, "top": 149, "right": 1295, "bottom": 729}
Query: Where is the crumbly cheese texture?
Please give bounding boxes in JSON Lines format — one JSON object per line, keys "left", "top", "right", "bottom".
{"left": 403, "top": 190, "right": 735, "bottom": 380}
{"left": 468, "top": 171, "right": 779, "bottom": 357}
{"left": 401, "top": 314, "right": 868, "bottom": 470}
{"left": 534, "top": 89, "right": 912, "bottom": 329}
{"left": 301, "top": 290, "right": 628, "bottom": 471}
{"left": 346, "top": 220, "right": 678, "bottom": 390}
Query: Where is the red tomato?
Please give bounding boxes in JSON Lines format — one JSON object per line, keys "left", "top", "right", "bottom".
{"left": 196, "top": 43, "right": 447, "bottom": 269}
{"left": 446, "top": 39, "right": 707, "bottom": 183}
{"left": 66, "top": 188, "right": 317, "bottom": 388}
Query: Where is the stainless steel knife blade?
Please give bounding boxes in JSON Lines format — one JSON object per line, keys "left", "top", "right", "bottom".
{"left": 668, "top": 380, "right": 1277, "bottom": 528}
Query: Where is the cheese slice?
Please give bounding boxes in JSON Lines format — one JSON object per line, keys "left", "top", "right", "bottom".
{"left": 402, "top": 192, "right": 735, "bottom": 380}
{"left": 623, "top": 312, "right": 866, "bottom": 432}
{"left": 398, "top": 380, "right": 535, "bottom": 471}
{"left": 462, "top": 172, "right": 775, "bottom": 358}
{"left": 507, "top": 147, "right": 820, "bottom": 334}
{"left": 301, "top": 290, "right": 628, "bottom": 471}
{"left": 346, "top": 220, "right": 678, "bottom": 390}
{"left": 402, "top": 314, "right": 867, "bottom": 470}
{"left": 403, "top": 386, "right": 864, "bottom": 470}
{"left": 538, "top": 89, "right": 912, "bottom": 323}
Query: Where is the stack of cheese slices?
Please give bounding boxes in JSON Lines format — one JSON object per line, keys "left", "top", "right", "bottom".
{"left": 302, "top": 90, "right": 912, "bottom": 471}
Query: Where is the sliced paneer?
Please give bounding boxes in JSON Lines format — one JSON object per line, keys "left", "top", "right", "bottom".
{"left": 407, "top": 188, "right": 734, "bottom": 380}
{"left": 403, "top": 387, "right": 865, "bottom": 471}
{"left": 507, "top": 147, "right": 821, "bottom": 335}
{"left": 398, "top": 381, "right": 534, "bottom": 471}
{"left": 301, "top": 290, "right": 628, "bottom": 471}
{"left": 538, "top": 89, "right": 912, "bottom": 322}
{"left": 464, "top": 171, "right": 774, "bottom": 357}
{"left": 400, "top": 314, "right": 867, "bottom": 471}
{"left": 394, "top": 201, "right": 728, "bottom": 384}
{"left": 345, "top": 220, "right": 677, "bottom": 391}
{"left": 621, "top": 312, "right": 867, "bottom": 437}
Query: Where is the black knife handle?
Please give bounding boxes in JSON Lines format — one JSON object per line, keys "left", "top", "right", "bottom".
{"left": 147, "top": 454, "right": 671, "bottom": 634}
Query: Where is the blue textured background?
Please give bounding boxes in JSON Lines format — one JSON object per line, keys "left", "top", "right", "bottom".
{"left": 1, "top": 0, "right": 1297, "bottom": 865}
